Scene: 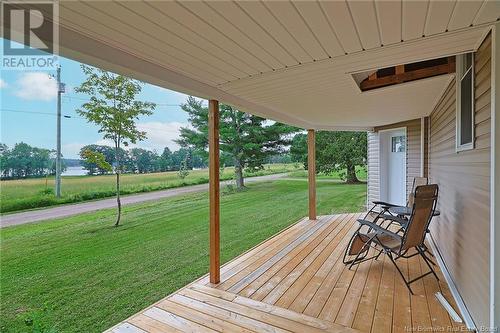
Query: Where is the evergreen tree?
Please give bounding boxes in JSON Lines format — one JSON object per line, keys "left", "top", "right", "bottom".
{"left": 177, "top": 97, "right": 298, "bottom": 189}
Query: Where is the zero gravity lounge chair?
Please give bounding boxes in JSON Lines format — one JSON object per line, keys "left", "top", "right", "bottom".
{"left": 343, "top": 184, "right": 439, "bottom": 294}
{"left": 364, "top": 176, "right": 428, "bottom": 223}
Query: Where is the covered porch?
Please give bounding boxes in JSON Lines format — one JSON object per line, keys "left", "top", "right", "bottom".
{"left": 107, "top": 213, "right": 466, "bottom": 333}
{"left": 17, "top": 1, "right": 498, "bottom": 330}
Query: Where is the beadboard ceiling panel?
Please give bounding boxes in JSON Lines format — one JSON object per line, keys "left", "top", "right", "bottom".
{"left": 319, "top": 1, "right": 363, "bottom": 54}
{"left": 17, "top": 0, "right": 498, "bottom": 130}
{"left": 348, "top": 0, "right": 382, "bottom": 49}
{"left": 424, "top": 1, "right": 457, "bottom": 36}
{"left": 402, "top": 1, "right": 429, "bottom": 41}
{"left": 376, "top": 0, "right": 402, "bottom": 45}
{"left": 448, "top": 1, "right": 484, "bottom": 31}
{"left": 293, "top": 1, "right": 345, "bottom": 57}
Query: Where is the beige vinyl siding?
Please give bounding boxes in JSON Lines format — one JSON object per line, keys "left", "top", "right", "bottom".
{"left": 423, "top": 117, "right": 430, "bottom": 178}
{"left": 367, "top": 131, "right": 380, "bottom": 206}
{"left": 406, "top": 119, "right": 422, "bottom": 197}
{"left": 428, "top": 33, "right": 491, "bottom": 327}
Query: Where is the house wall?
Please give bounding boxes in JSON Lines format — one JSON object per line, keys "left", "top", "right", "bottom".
{"left": 423, "top": 117, "right": 430, "bottom": 178}
{"left": 406, "top": 120, "right": 422, "bottom": 196}
{"left": 367, "top": 132, "right": 380, "bottom": 205}
{"left": 428, "top": 33, "right": 492, "bottom": 327}
{"left": 367, "top": 119, "right": 422, "bottom": 206}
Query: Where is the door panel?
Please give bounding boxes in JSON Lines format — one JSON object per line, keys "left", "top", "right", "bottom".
{"left": 388, "top": 132, "right": 406, "bottom": 205}
{"left": 379, "top": 129, "right": 406, "bottom": 206}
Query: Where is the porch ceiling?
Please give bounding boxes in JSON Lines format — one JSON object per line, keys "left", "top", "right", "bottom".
{"left": 51, "top": 1, "right": 499, "bottom": 129}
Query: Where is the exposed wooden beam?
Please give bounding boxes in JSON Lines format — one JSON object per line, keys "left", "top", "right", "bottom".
{"left": 361, "top": 57, "right": 456, "bottom": 91}
{"left": 208, "top": 99, "right": 220, "bottom": 284}
{"left": 395, "top": 65, "right": 405, "bottom": 75}
{"left": 308, "top": 129, "right": 317, "bottom": 221}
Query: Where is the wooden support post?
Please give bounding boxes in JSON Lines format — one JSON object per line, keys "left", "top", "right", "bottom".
{"left": 208, "top": 99, "right": 220, "bottom": 284}
{"left": 308, "top": 129, "right": 317, "bottom": 220}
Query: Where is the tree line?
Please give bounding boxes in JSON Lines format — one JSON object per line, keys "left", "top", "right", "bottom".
{"left": 79, "top": 145, "right": 205, "bottom": 175}
{"left": 0, "top": 142, "right": 66, "bottom": 179}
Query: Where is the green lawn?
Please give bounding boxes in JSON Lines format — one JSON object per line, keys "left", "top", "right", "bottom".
{"left": 0, "top": 163, "right": 298, "bottom": 213}
{"left": 0, "top": 179, "right": 366, "bottom": 333}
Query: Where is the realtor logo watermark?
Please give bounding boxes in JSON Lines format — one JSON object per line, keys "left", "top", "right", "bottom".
{"left": 1, "top": 1, "right": 59, "bottom": 70}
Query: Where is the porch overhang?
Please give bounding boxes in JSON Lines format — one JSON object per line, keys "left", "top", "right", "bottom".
{"left": 11, "top": 1, "right": 498, "bottom": 130}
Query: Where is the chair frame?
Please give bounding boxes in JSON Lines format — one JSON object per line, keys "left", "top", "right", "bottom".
{"left": 343, "top": 184, "right": 439, "bottom": 295}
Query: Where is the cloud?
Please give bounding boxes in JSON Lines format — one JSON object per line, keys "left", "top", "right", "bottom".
{"left": 95, "top": 139, "right": 114, "bottom": 147}
{"left": 0, "top": 79, "right": 6, "bottom": 89}
{"left": 62, "top": 143, "right": 85, "bottom": 158}
{"left": 137, "top": 121, "right": 187, "bottom": 152}
{"left": 14, "top": 72, "right": 57, "bottom": 101}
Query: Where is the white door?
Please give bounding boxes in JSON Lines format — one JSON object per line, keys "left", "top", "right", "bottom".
{"left": 379, "top": 129, "right": 406, "bottom": 206}
{"left": 388, "top": 131, "right": 406, "bottom": 205}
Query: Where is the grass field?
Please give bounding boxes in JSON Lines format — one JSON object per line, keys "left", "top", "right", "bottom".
{"left": 0, "top": 179, "right": 366, "bottom": 333}
{"left": 0, "top": 163, "right": 298, "bottom": 213}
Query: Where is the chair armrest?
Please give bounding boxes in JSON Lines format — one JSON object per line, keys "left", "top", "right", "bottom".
{"left": 357, "top": 219, "right": 402, "bottom": 240}
{"left": 372, "top": 200, "right": 399, "bottom": 207}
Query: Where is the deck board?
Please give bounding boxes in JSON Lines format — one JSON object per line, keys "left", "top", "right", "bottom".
{"left": 106, "top": 213, "right": 468, "bottom": 333}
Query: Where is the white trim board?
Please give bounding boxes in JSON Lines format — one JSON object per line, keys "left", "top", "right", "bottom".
{"left": 490, "top": 22, "right": 499, "bottom": 330}
{"left": 420, "top": 117, "right": 425, "bottom": 177}
{"left": 427, "top": 234, "right": 477, "bottom": 330}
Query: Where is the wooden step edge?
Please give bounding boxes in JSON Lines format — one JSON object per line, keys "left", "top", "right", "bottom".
{"left": 189, "top": 283, "right": 362, "bottom": 333}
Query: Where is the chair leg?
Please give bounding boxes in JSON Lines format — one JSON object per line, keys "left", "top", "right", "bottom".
{"left": 418, "top": 247, "right": 439, "bottom": 282}
{"left": 419, "top": 247, "right": 437, "bottom": 266}
{"left": 343, "top": 230, "right": 369, "bottom": 265}
{"left": 343, "top": 246, "right": 368, "bottom": 265}
{"left": 420, "top": 243, "right": 435, "bottom": 257}
{"left": 347, "top": 234, "right": 379, "bottom": 269}
{"left": 387, "top": 251, "right": 414, "bottom": 295}
{"left": 348, "top": 245, "right": 368, "bottom": 270}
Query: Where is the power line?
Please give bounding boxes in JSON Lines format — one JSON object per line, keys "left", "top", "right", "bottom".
{"left": 0, "top": 108, "right": 186, "bottom": 132}
{"left": 1, "top": 108, "right": 83, "bottom": 119}
{"left": 61, "top": 95, "right": 184, "bottom": 107}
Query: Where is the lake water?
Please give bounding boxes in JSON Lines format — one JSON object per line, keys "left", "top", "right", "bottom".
{"left": 62, "top": 166, "right": 87, "bottom": 176}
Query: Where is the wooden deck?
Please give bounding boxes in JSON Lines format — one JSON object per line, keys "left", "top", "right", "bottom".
{"left": 107, "top": 213, "right": 467, "bottom": 333}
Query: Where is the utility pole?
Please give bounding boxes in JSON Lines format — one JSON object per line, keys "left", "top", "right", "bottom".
{"left": 55, "top": 66, "right": 63, "bottom": 198}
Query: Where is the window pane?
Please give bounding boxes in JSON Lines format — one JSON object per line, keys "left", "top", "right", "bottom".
{"left": 391, "top": 136, "right": 406, "bottom": 152}
{"left": 460, "top": 70, "right": 473, "bottom": 145}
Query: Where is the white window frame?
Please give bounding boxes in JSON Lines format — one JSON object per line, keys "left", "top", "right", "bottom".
{"left": 456, "top": 52, "right": 475, "bottom": 152}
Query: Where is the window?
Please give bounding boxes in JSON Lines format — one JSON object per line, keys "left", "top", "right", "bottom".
{"left": 456, "top": 53, "right": 474, "bottom": 151}
{"left": 391, "top": 136, "right": 406, "bottom": 152}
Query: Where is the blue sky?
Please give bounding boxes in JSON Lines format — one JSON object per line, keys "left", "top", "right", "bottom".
{"left": 1, "top": 39, "right": 194, "bottom": 159}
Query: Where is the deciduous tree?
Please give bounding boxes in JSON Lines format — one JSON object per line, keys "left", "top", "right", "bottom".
{"left": 76, "top": 65, "right": 155, "bottom": 226}
{"left": 290, "top": 131, "right": 367, "bottom": 183}
{"left": 79, "top": 144, "right": 115, "bottom": 175}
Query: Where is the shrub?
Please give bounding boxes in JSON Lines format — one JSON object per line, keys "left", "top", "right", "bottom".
{"left": 39, "top": 188, "right": 54, "bottom": 196}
